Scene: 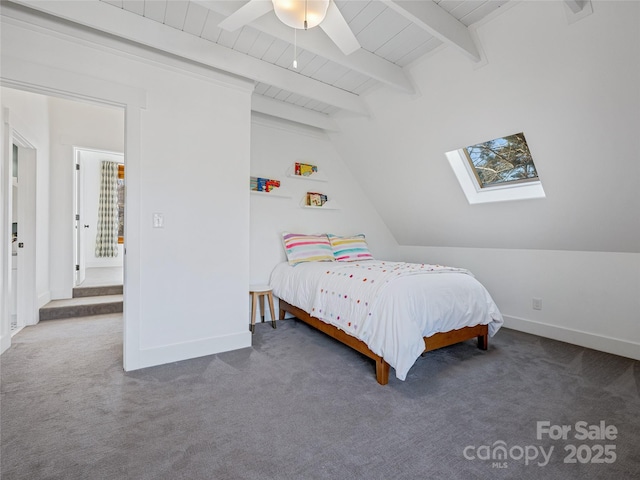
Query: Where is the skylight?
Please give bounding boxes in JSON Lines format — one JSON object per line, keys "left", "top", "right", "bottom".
{"left": 463, "top": 133, "right": 539, "bottom": 188}
{"left": 446, "top": 132, "right": 545, "bottom": 204}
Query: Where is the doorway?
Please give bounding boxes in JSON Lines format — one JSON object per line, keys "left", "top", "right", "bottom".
{"left": 1, "top": 86, "right": 127, "bottom": 359}
{"left": 74, "top": 147, "right": 124, "bottom": 289}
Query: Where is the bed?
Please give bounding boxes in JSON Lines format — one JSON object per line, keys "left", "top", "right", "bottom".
{"left": 270, "top": 258, "right": 503, "bottom": 385}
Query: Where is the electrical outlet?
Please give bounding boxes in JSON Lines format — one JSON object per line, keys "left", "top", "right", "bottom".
{"left": 532, "top": 298, "right": 542, "bottom": 310}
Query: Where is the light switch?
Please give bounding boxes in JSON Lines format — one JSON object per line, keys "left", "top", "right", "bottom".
{"left": 153, "top": 213, "right": 164, "bottom": 228}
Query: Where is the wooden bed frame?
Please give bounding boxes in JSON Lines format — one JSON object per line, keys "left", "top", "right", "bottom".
{"left": 278, "top": 299, "right": 488, "bottom": 385}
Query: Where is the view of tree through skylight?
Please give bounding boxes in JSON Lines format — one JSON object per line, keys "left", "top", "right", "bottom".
{"left": 463, "top": 133, "right": 538, "bottom": 188}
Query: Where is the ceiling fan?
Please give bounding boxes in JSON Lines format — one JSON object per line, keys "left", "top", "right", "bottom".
{"left": 218, "top": 0, "right": 361, "bottom": 56}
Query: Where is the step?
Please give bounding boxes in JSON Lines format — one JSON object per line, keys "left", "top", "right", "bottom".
{"left": 73, "top": 284, "right": 123, "bottom": 298}
{"left": 39, "top": 294, "right": 123, "bottom": 321}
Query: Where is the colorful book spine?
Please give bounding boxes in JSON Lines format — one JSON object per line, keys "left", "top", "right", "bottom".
{"left": 250, "top": 177, "right": 281, "bottom": 192}
{"left": 306, "top": 192, "right": 327, "bottom": 206}
{"left": 295, "top": 162, "right": 318, "bottom": 177}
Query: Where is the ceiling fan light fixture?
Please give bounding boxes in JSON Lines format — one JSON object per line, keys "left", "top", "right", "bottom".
{"left": 272, "top": 0, "right": 330, "bottom": 30}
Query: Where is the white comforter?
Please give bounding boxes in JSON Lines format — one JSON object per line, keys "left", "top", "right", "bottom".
{"left": 270, "top": 260, "right": 503, "bottom": 380}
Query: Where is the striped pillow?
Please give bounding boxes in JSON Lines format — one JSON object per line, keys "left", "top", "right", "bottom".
{"left": 282, "top": 233, "right": 335, "bottom": 266}
{"left": 328, "top": 234, "right": 374, "bottom": 262}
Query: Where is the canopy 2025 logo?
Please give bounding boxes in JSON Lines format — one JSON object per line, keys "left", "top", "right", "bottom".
{"left": 463, "top": 421, "right": 618, "bottom": 468}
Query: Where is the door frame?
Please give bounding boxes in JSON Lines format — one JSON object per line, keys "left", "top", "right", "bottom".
{"left": 73, "top": 147, "right": 86, "bottom": 286}
{"left": 73, "top": 146, "right": 125, "bottom": 286}
{"left": 1, "top": 109, "right": 14, "bottom": 352}
{"left": 12, "top": 130, "right": 38, "bottom": 328}
{"left": 0, "top": 109, "right": 38, "bottom": 356}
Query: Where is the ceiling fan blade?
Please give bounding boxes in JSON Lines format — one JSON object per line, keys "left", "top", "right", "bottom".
{"left": 319, "top": 0, "right": 360, "bottom": 55}
{"left": 218, "top": 0, "right": 274, "bottom": 32}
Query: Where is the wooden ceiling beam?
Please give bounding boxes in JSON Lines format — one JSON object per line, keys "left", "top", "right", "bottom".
{"left": 252, "top": 95, "right": 339, "bottom": 131}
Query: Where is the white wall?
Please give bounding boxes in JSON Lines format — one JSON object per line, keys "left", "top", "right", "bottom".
{"left": 249, "top": 115, "right": 398, "bottom": 320}
{"left": 1, "top": 9, "right": 253, "bottom": 368}
{"left": 329, "top": 1, "right": 640, "bottom": 359}
{"left": 399, "top": 246, "right": 640, "bottom": 360}
{"left": 48, "top": 97, "right": 125, "bottom": 297}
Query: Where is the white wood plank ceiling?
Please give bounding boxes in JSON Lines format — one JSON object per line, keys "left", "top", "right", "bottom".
{"left": 91, "top": 0, "right": 508, "bottom": 121}
{"left": 57, "top": 1, "right": 512, "bottom": 125}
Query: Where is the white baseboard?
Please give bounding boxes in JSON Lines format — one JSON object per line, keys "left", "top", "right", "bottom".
{"left": 37, "top": 290, "right": 51, "bottom": 309}
{"left": 50, "top": 288, "right": 73, "bottom": 301}
{"left": 86, "top": 262, "right": 123, "bottom": 269}
{"left": 503, "top": 315, "right": 640, "bottom": 361}
{"left": 127, "top": 330, "right": 252, "bottom": 371}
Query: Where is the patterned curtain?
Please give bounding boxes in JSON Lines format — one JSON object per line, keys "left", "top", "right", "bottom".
{"left": 95, "top": 161, "right": 119, "bottom": 258}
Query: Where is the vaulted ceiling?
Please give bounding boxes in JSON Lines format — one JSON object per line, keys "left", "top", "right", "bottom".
{"left": 4, "top": 1, "right": 589, "bottom": 130}
{"left": 93, "top": 0, "right": 509, "bottom": 128}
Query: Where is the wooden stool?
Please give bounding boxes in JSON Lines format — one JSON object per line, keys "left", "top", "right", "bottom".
{"left": 249, "top": 285, "right": 276, "bottom": 334}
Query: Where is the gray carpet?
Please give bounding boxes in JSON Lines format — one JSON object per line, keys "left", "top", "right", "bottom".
{"left": 1, "top": 314, "right": 639, "bottom": 480}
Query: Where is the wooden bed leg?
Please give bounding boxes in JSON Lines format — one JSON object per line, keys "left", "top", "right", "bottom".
{"left": 375, "top": 357, "right": 390, "bottom": 385}
{"left": 279, "top": 309, "right": 286, "bottom": 321}
{"left": 478, "top": 334, "right": 488, "bottom": 350}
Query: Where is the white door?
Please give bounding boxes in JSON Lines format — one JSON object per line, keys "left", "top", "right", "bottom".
{"left": 15, "top": 143, "right": 37, "bottom": 326}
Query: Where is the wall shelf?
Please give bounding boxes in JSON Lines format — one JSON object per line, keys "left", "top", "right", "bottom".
{"left": 285, "top": 164, "right": 328, "bottom": 182}
{"left": 287, "top": 172, "right": 328, "bottom": 182}
{"left": 300, "top": 200, "right": 340, "bottom": 210}
{"left": 250, "top": 190, "right": 291, "bottom": 199}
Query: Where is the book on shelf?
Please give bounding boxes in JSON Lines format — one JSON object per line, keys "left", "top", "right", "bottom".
{"left": 306, "top": 192, "right": 327, "bottom": 206}
{"left": 295, "top": 162, "right": 318, "bottom": 177}
{"left": 250, "top": 176, "right": 281, "bottom": 193}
